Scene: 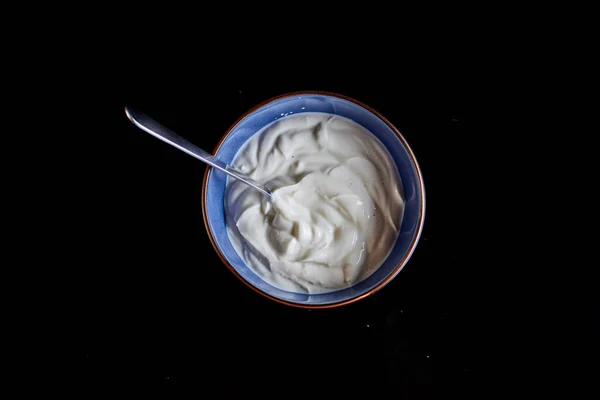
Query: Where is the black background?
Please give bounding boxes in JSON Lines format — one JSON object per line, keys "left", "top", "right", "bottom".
{"left": 43, "top": 11, "right": 595, "bottom": 396}
{"left": 72, "top": 71, "right": 524, "bottom": 397}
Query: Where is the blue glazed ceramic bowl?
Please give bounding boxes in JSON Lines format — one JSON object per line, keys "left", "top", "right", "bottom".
{"left": 202, "top": 92, "right": 425, "bottom": 308}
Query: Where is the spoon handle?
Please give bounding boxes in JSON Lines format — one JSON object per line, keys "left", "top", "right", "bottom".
{"left": 125, "top": 106, "right": 271, "bottom": 198}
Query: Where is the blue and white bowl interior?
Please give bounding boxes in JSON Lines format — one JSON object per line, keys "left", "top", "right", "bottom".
{"left": 205, "top": 94, "right": 424, "bottom": 306}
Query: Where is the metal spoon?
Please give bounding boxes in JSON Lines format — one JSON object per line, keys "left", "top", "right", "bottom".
{"left": 125, "top": 106, "right": 272, "bottom": 198}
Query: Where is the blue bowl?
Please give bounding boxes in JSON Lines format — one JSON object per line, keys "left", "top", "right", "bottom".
{"left": 202, "top": 92, "right": 425, "bottom": 308}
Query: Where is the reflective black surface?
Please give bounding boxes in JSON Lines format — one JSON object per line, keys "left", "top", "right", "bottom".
{"left": 75, "top": 78, "right": 502, "bottom": 397}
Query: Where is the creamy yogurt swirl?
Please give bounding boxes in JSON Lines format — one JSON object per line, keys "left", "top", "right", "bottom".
{"left": 225, "top": 112, "right": 404, "bottom": 293}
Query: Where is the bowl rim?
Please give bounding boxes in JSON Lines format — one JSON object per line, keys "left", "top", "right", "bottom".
{"left": 202, "top": 91, "right": 425, "bottom": 309}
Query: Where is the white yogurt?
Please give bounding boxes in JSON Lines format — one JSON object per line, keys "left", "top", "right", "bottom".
{"left": 225, "top": 112, "right": 404, "bottom": 293}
